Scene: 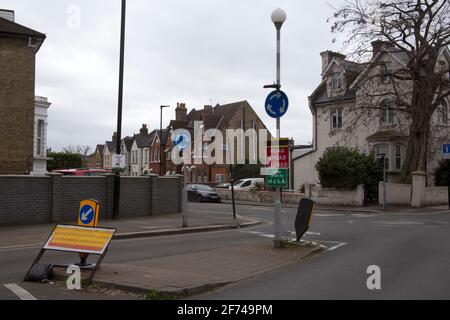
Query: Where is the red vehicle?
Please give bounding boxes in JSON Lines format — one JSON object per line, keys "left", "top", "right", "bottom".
{"left": 52, "top": 169, "right": 113, "bottom": 176}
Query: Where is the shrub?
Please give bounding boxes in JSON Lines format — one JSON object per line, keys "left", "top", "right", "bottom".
{"left": 434, "top": 160, "right": 449, "bottom": 186}
{"left": 315, "top": 147, "right": 382, "bottom": 202}
{"left": 47, "top": 152, "right": 83, "bottom": 171}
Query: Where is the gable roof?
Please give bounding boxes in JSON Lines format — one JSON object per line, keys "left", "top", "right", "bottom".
{"left": 122, "top": 136, "right": 134, "bottom": 152}
{"left": 134, "top": 129, "right": 156, "bottom": 148}
{"left": 105, "top": 141, "right": 116, "bottom": 153}
{"left": 95, "top": 144, "right": 105, "bottom": 154}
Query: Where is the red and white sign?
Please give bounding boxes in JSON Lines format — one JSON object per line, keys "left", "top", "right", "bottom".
{"left": 266, "top": 145, "right": 289, "bottom": 168}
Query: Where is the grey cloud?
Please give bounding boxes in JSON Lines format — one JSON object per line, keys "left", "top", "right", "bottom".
{"left": 3, "top": 0, "right": 342, "bottom": 150}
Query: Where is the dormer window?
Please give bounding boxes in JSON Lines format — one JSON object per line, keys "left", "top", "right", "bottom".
{"left": 331, "top": 72, "right": 342, "bottom": 91}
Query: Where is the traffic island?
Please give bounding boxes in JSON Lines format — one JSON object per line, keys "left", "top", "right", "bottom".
{"left": 52, "top": 240, "right": 323, "bottom": 299}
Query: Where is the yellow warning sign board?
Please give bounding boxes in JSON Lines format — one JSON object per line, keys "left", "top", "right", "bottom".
{"left": 43, "top": 225, "right": 115, "bottom": 255}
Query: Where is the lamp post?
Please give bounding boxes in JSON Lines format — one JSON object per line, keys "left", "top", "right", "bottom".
{"left": 271, "top": 8, "right": 286, "bottom": 247}
{"left": 160, "top": 105, "right": 170, "bottom": 176}
{"left": 112, "top": 0, "right": 127, "bottom": 220}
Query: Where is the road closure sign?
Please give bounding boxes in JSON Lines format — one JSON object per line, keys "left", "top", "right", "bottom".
{"left": 43, "top": 225, "right": 115, "bottom": 255}
{"left": 266, "top": 138, "right": 290, "bottom": 168}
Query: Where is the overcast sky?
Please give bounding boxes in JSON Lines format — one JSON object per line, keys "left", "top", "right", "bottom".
{"left": 3, "top": 0, "right": 344, "bottom": 151}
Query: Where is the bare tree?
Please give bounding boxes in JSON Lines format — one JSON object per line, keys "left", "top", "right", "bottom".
{"left": 329, "top": 0, "right": 450, "bottom": 181}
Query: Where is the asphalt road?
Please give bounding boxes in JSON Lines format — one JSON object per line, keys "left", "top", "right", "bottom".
{"left": 0, "top": 203, "right": 449, "bottom": 300}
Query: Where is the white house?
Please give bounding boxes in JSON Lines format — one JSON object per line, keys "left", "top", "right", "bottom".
{"left": 31, "top": 96, "right": 51, "bottom": 175}
{"left": 294, "top": 42, "right": 450, "bottom": 190}
{"left": 120, "top": 136, "right": 133, "bottom": 175}
{"left": 130, "top": 124, "right": 154, "bottom": 176}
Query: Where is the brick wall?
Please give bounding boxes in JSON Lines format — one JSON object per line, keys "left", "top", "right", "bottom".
{"left": 0, "top": 37, "right": 37, "bottom": 174}
{"left": 0, "top": 174, "right": 181, "bottom": 226}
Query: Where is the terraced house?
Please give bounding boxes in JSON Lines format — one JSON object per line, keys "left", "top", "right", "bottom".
{"left": 164, "top": 101, "right": 271, "bottom": 183}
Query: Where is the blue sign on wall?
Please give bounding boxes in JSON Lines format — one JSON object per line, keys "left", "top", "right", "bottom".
{"left": 442, "top": 144, "right": 450, "bottom": 159}
{"left": 265, "top": 90, "right": 289, "bottom": 119}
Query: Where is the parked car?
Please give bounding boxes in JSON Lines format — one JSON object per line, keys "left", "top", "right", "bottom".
{"left": 215, "top": 182, "right": 231, "bottom": 189}
{"left": 52, "top": 169, "right": 113, "bottom": 176}
{"left": 230, "top": 178, "right": 265, "bottom": 191}
{"left": 187, "top": 184, "right": 222, "bottom": 203}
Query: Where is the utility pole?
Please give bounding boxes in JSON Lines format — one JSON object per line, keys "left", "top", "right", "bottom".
{"left": 112, "top": 0, "right": 126, "bottom": 220}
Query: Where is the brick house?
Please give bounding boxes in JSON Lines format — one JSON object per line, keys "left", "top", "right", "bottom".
{"left": 0, "top": 10, "right": 46, "bottom": 174}
{"left": 87, "top": 144, "right": 104, "bottom": 169}
{"left": 148, "top": 129, "right": 168, "bottom": 175}
{"left": 293, "top": 43, "right": 450, "bottom": 190}
{"left": 164, "top": 101, "right": 271, "bottom": 183}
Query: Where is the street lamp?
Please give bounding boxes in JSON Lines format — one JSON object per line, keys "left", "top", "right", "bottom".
{"left": 160, "top": 105, "right": 170, "bottom": 176}
{"left": 271, "top": 8, "right": 286, "bottom": 247}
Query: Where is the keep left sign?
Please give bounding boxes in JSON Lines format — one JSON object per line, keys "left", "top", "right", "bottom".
{"left": 78, "top": 200, "right": 100, "bottom": 227}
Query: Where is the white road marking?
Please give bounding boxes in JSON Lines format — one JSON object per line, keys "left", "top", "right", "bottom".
{"left": 0, "top": 243, "right": 43, "bottom": 253}
{"left": 4, "top": 283, "right": 37, "bottom": 300}
{"left": 317, "top": 241, "right": 348, "bottom": 251}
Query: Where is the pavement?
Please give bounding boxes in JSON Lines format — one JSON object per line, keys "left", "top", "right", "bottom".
{"left": 0, "top": 205, "right": 261, "bottom": 248}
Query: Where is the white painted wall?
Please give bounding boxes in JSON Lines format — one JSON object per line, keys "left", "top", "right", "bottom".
{"left": 31, "top": 96, "right": 51, "bottom": 176}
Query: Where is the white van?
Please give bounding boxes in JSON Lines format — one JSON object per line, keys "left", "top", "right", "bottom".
{"left": 230, "top": 178, "right": 265, "bottom": 191}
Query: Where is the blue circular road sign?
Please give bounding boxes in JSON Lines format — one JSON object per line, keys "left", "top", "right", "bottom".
{"left": 173, "top": 131, "right": 191, "bottom": 149}
{"left": 265, "top": 90, "right": 289, "bottom": 118}
{"left": 79, "top": 204, "right": 95, "bottom": 225}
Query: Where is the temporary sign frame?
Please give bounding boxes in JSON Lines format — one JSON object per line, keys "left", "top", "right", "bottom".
{"left": 295, "top": 198, "right": 316, "bottom": 242}
{"left": 24, "top": 224, "right": 116, "bottom": 285}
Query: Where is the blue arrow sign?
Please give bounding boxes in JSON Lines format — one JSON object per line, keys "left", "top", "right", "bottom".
{"left": 79, "top": 204, "right": 95, "bottom": 225}
{"left": 265, "top": 90, "right": 289, "bottom": 119}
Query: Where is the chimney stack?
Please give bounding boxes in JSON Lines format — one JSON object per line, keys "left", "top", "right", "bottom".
{"left": 175, "top": 102, "right": 187, "bottom": 121}
{"left": 112, "top": 132, "right": 118, "bottom": 142}
{"left": 0, "top": 9, "right": 14, "bottom": 22}
{"left": 371, "top": 40, "right": 394, "bottom": 58}
{"left": 320, "top": 51, "right": 346, "bottom": 74}
{"left": 139, "top": 124, "right": 149, "bottom": 135}
{"left": 203, "top": 105, "right": 212, "bottom": 114}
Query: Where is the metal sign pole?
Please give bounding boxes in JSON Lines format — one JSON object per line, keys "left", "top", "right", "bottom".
{"left": 182, "top": 166, "right": 188, "bottom": 228}
{"left": 274, "top": 25, "right": 282, "bottom": 247}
